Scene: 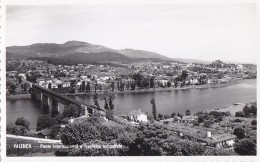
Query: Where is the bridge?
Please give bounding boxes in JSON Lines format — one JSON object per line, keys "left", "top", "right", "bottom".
{"left": 31, "top": 84, "right": 104, "bottom": 116}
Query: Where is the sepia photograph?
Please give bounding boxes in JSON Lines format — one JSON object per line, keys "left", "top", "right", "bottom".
{"left": 4, "top": 0, "right": 258, "bottom": 159}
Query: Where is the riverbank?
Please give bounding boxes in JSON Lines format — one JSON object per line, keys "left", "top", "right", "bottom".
{"left": 204, "top": 101, "right": 256, "bottom": 116}
{"left": 66, "top": 78, "right": 243, "bottom": 96}
{"left": 7, "top": 94, "right": 31, "bottom": 100}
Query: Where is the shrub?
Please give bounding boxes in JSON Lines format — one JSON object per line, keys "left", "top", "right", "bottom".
{"left": 233, "top": 118, "right": 242, "bottom": 123}
{"left": 233, "top": 127, "right": 245, "bottom": 139}
{"left": 203, "top": 121, "right": 211, "bottom": 128}
{"left": 15, "top": 117, "right": 30, "bottom": 129}
{"left": 234, "top": 139, "right": 256, "bottom": 155}
{"left": 251, "top": 120, "right": 257, "bottom": 126}
{"left": 63, "top": 104, "right": 81, "bottom": 118}
{"left": 36, "top": 115, "right": 57, "bottom": 131}
{"left": 6, "top": 122, "right": 27, "bottom": 136}
{"left": 235, "top": 111, "right": 246, "bottom": 117}
{"left": 198, "top": 116, "right": 204, "bottom": 123}
{"left": 193, "top": 121, "right": 199, "bottom": 126}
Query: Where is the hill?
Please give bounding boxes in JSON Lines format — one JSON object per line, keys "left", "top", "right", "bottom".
{"left": 6, "top": 41, "right": 173, "bottom": 64}
{"left": 117, "top": 49, "right": 169, "bottom": 60}
{"left": 7, "top": 40, "right": 207, "bottom": 64}
{"left": 172, "top": 58, "right": 211, "bottom": 64}
{"left": 6, "top": 41, "right": 115, "bottom": 58}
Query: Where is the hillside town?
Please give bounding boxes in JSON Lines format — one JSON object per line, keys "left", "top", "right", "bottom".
{"left": 6, "top": 59, "right": 256, "bottom": 96}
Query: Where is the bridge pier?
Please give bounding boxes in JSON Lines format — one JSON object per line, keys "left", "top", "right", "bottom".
{"left": 31, "top": 88, "right": 36, "bottom": 100}
{"left": 48, "top": 97, "right": 53, "bottom": 115}
{"left": 81, "top": 105, "right": 89, "bottom": 116}
{"left": 36, "top": 92, "right": 41, "bottom": 101}
{"left": 58, "top": 102, "right": 65, "bottom": 114}
{"left": 42, "top": 95, "right": 49, "bottom": 109}
{"left": 51, "top": 100, "right": 59, "bottom": 115}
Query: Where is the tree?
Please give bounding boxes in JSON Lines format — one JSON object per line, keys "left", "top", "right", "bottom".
{"left": 104, "top": 96, "right": 109, "bottom": 110}
{"left": 171, "top": 112, "right": 176, "bottom": 118}
{"left": 235, "top": 111, "right": 246, "bottom": 117}
{"left": 185, "top": 110, "right": 191, "bottom": 116}
{"left": 158, "top": 114, "right": 164, "bottom": 120}
{"left": 198, "top": 116, "right": 204, "bottom": 123}
{"left": 130, "top": 82, "right": 136, "bottom": 90}
{"left": 50, "top": 124, "right": 62, "bottom": 140}
{"left": 6, "top": 122, "right": 27, "bottom": 135}
{"left": 243, "top": 105, "right": 251, "bottom": 117}
{"left": 63, "top": 104, "right": 81, "bottom": 118}
{"left": 61, "top": 121, "right": 100, "bottom": 145}
{"left": 251, "top": 120, "right": 257, "bottom": 126}
{"left": 250, "top": 104, "right": 257, "bottom": 116}
{"left": 102, "top": 93, "right": 115, "bottom": 120}
{"left": 15, "top": 117, "right": 30, "bottom": 129}
{"left": 36, "top": 115, "right": 56, "bottom": 131}
{"left": 7, "top": 81, "right": 17, "bottom": 94}
{"left": 176, "top": 139, "right": 205, "bottom": 156}
{"left": 203, "top": 121, "right": 211, "bottom": 128}
{"left": 233, "top": 118, "right": 242, "bottom": 123}
{"left": 7, "top": 123, "right": 19, "bottom": 135}
{"left": 234, "top": 139, "right": 256, "bottom": 155}
{"left": 86, "top": 82, "right": 90, "bottom": 93}
{"left": 150, "top": 77, "right": 155, "bottom": 89}
{"left": 150, "top": 98, "right": 157, "bottom": 120}
{"left": 233, "top": 127, "right": 245, "bottom": 139}
{"left": 107, "top": 94, "right": 115, "bottom": 120}
{"left": 81, "top": 81, "right": 86, "bottom": 92}
{"left": 17, "top": 75, "right": 23, "bottom": 84}
{"left": 97, "top": 125, "right": 120, "bottom": 142}
{"left": 167, "top": 81, "right": 171, "bottom": 87}
{"left": 111, "top": 81, "right": 115, "bottom": 92}
{"left": 92, "top": 93, "right": 100, "bottom": 109}
{"left": 180, "top": 70, "right": 188, "bottom": 81}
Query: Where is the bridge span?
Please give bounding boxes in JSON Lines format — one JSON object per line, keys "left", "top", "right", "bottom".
{"left": 31, "top": 84, "right": 103, "bottom": 116}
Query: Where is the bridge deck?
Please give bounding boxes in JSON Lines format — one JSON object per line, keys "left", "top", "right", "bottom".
{"left": 32, "top": 84, "right": 104, "bottom": 111}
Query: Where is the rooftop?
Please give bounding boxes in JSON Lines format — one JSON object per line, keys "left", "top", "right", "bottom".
{"left": 129, "top": 110, "right": 146, "bottom": 116}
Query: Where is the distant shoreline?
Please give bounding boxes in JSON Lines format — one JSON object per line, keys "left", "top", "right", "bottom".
{"left": 6, "top": 94, "right": 31, "bottom": 100}
{"left": 208, "top": 101, "right": 256, "bottom": 116}
{"left": 6, "top": 78, "right": 248, "bottom": 100}
{"left": 66, "top": 78, "right": 244, "bottom": 96}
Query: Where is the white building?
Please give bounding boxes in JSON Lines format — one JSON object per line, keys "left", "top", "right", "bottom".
{"left": 129, "top": 109, "right": 148, "bottom": 122}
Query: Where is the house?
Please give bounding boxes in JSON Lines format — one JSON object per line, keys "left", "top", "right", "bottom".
{"left": 206, "top": 132, "right": 236, "bottom": 148}
{"left": 18, "top": 73, "right": 27, "bottom": 80}
{"left": 35, "top": 129, "right": 51, "bottom": 139}
{"left": 129, "top": 109, "right": 148, "bottom": 122}
{"left": 174, "top": 115, "right": 198, "bottom": 123}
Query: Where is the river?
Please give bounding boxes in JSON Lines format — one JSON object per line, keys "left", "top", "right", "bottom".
{"left": 6, "top": 79, "right": 256, "bottom": 129}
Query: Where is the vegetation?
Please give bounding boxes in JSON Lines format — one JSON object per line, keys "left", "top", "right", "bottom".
{"left": 63, "top": 104, "right": 81, "bottom": 118}
{"left": 36, "top": 115, "right": 57, "bottom": 131}
{"left": 15, "top": 117, "right": 30, "bottom": 129}
{"left": 243, "top": 104, "right": 257, "bottom": 117}
{"left": 7, "top": 122, "right": 28, "bottom": 136}
{"left": 251, "top": 120, "right": 257, "bottom": 126}
{"left": 102, "top": 93, "right": 115, "bottom": 120}
{"left": 92, "top": 93, "right": 100, "bottom": 109}
{"left": 233, "top": 127, "right": 245, "bottom": 139}
{"left": 150, "top": 98, "right": 157, "bottom": 120}
{"left": 235, "top": 111, "right": 246, "bottom": 117}
{"left": 58, "top": 117, "right": 236, "bottom": 156}
{"left": 234, "top": 139, "right": 256, "bottom": 155}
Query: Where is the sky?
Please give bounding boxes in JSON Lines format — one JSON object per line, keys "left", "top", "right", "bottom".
{"left": 6, "top": 3, "right": 259, "bottom": 63}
